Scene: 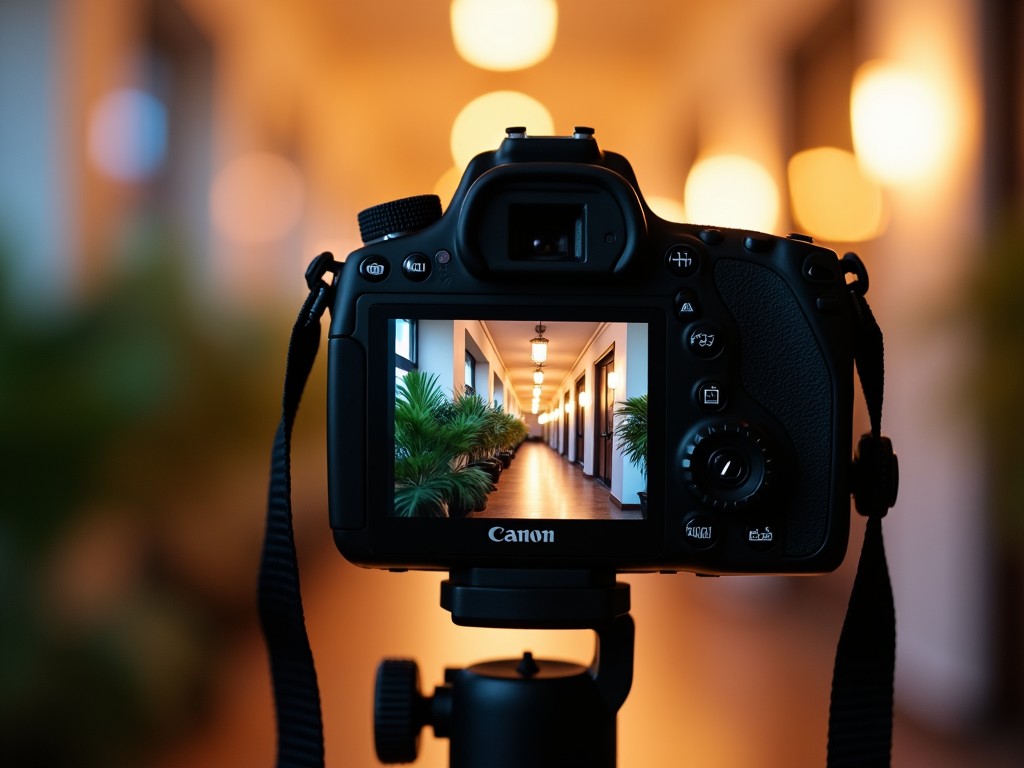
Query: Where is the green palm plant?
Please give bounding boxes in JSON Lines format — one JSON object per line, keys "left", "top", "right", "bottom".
{"left": 614, "top": 394, "right": 648, "bottom": 515}
{"left": 493, "top": 407, "right": 528, "bottom": 452}
{"left": 393, "top": 371, "right": 492, "bottom": 517}
{"left": 613, "top": 394, "right": 648, "bottom": 479}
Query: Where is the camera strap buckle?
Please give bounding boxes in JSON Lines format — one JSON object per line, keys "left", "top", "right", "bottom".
{"left": 841, "top": 251, "right": 870, "bottom": 296}
{"left": 853, "top": 434, "right": 899, "bottom": 519}
{"left": 303, "top": 251, "right": 341, "bottom": 325}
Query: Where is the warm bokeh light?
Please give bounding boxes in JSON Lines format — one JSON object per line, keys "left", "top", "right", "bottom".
{"left": 683, "top": 154, "right": 779, "bottom": 233}
{"left": 450, "top": 91, "right": 554, "bottom": 168}
{"left": 210, "top": 152, "right": 305, "bottom": 244}
{"left": 433, "top": 165, "right": 465, "bottom": 209}
{"left": 8, "top": 1, "right": 1017, "bottom": 765}
{"left": 646, "top": 195, "right": 687, "bottom": 223}
{"left": 87, "top": 88, "right": 168, "bottom": 182}
{"left": 788, "top": 147, "right": 886, "bottom": 242}
{"left": 851, "top": 59, "right": 953, "bottom": 185}
{"left": 450, "top": 0, "right": 558, "bottom": 72}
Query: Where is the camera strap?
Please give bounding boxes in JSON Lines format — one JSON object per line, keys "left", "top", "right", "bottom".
{"left": 826, "top": 259, "right": 899, "bottom": 766}
{"left": 257, "top": 254, "right": 338, "bottom": 768}
{"left": 258, "top": 253, "right": 897, "bottom": 768}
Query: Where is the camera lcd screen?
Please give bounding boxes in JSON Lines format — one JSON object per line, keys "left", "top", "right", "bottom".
{"left": 388, "top": 316, "right": 649, "bottom": 522}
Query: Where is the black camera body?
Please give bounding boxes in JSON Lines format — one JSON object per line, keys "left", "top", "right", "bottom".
{"left": 327, "top": 128, "right": 856, "bottom": 575}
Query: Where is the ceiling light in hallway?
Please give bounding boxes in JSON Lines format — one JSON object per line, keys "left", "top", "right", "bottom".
{"left": 530, "top": 323, "right": 549, "bottom": 365}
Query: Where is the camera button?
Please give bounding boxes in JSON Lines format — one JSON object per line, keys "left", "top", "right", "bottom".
{"left": 402, "top": 253, "right": 431, "bottom": 281}
{"left": 803, "top": 252, "right": 839, "bottom": 283}
{"left": 697, "top": 382, "right": 726, "bottom": 411}
{"left": 699, "top": 228, "right": 724, "bottom": 246}
{"left": 683, "top": 516, "right": 717, "bottom": 549}
{"left": 686, "top": 325, "right": 723, "bottom": 358}
{"left": 707, "top": 448, "right": 750, "bottom": 489}
{"left": 359, "top": 256, "right": 390, "bottom": 282}
{"left": 745, "top": 523, "right": 778, "bottom": 551}
{"left": 675, "top": 289, "right": 700, "bottom": 320}
{"left": 815, "top": 294, "right": 844, "bottom": 313}
{"left": 743, "top": 235, "right": 774, "bottom": 253}
{"left": 665, "top": 244, "right": 700, "bottom": 276}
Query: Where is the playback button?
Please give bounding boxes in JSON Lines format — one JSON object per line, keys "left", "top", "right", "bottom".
{"left": 697, "top": 382, "right": 726, "bottom": 411}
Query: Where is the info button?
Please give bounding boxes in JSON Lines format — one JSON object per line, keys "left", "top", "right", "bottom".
{"left": 402, "top": 253, "right": 431, "bottom": 281}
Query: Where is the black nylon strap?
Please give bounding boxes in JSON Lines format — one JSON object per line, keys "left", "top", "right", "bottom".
{"left": 826, "top": 277, "right": 897, "bottom": 767}
{"left": 258, "top": 254, "right": 338, "bottom": 768}
{"left": 826, "top": 515, "right": 895, "bottom": 766}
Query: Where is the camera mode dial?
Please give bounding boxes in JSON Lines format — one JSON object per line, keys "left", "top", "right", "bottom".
{"left": 682, "top": 423, "right": 772, "bottom": 510}
{"left": 358, "top": 194, "right": 443, "bottom": 244}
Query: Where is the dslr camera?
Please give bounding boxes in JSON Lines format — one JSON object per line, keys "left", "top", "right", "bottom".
{"left": 327, "top": 127, "right": 857, "bottom": 576}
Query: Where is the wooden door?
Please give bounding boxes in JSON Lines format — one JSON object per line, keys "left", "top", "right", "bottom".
{"left": 594, "top": 349, "right": 615, "bottom": 487}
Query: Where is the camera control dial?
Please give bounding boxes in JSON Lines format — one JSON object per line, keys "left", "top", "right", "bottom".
{"left": 682, "top": 423, "right": 772, "bottom": 510}
{"left": 358, "top": 194, "right": 443, "bottom": 244}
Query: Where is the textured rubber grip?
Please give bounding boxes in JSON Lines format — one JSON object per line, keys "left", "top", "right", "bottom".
{"left": 714, "top": 258, "right": 832, "bottom": 557}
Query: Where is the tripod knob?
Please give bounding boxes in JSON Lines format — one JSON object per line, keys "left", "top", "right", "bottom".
{"left": 374, "top": 658, "right": 425, "bottom": 764}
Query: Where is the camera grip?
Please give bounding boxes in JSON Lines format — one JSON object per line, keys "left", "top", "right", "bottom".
{"left": 713, "top": 259, "right": 834, "bottom": 557}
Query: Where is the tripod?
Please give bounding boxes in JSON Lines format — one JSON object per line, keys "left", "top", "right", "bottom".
{"left": 373, "top": 569, "right": 635, "bottom": 767}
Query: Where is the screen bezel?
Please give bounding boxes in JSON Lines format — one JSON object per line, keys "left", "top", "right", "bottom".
{"left": 361, "top": 297, "right": 669, "bottom": 565}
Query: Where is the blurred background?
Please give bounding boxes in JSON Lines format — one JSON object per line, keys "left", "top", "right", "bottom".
{"left": 1, "top": 0, "right": 1022, "bottom": 765}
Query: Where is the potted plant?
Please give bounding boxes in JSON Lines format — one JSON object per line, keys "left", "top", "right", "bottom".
{"left": 613, "top": 394, "right": 648, "bottom": 515}
{"left": 490, "top": 406, "right": 527, "bottom": 468}
{"left": 393, "top": 371, "right": 492, "bottom": 517}
{"left": 448, "top": 389, "right": 503, "bottom": 488}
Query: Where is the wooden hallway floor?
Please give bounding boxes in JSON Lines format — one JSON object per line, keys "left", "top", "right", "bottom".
{"left": 467, "top": 440, "right": 643, "bottom": 521}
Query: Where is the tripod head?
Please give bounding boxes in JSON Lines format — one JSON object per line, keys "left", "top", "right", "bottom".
{"left": 374, "top": 568, "right": 635, "bottom": 767}
{"left": 441, "top": 567, "right": 630, "bottom": 628}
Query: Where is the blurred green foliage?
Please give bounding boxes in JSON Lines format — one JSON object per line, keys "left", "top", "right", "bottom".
{"left": 0, "top": 235, "right": 290, "bottom": 766}
{"left": 970, "top": 214, "right": 1024, "bottom": 547}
